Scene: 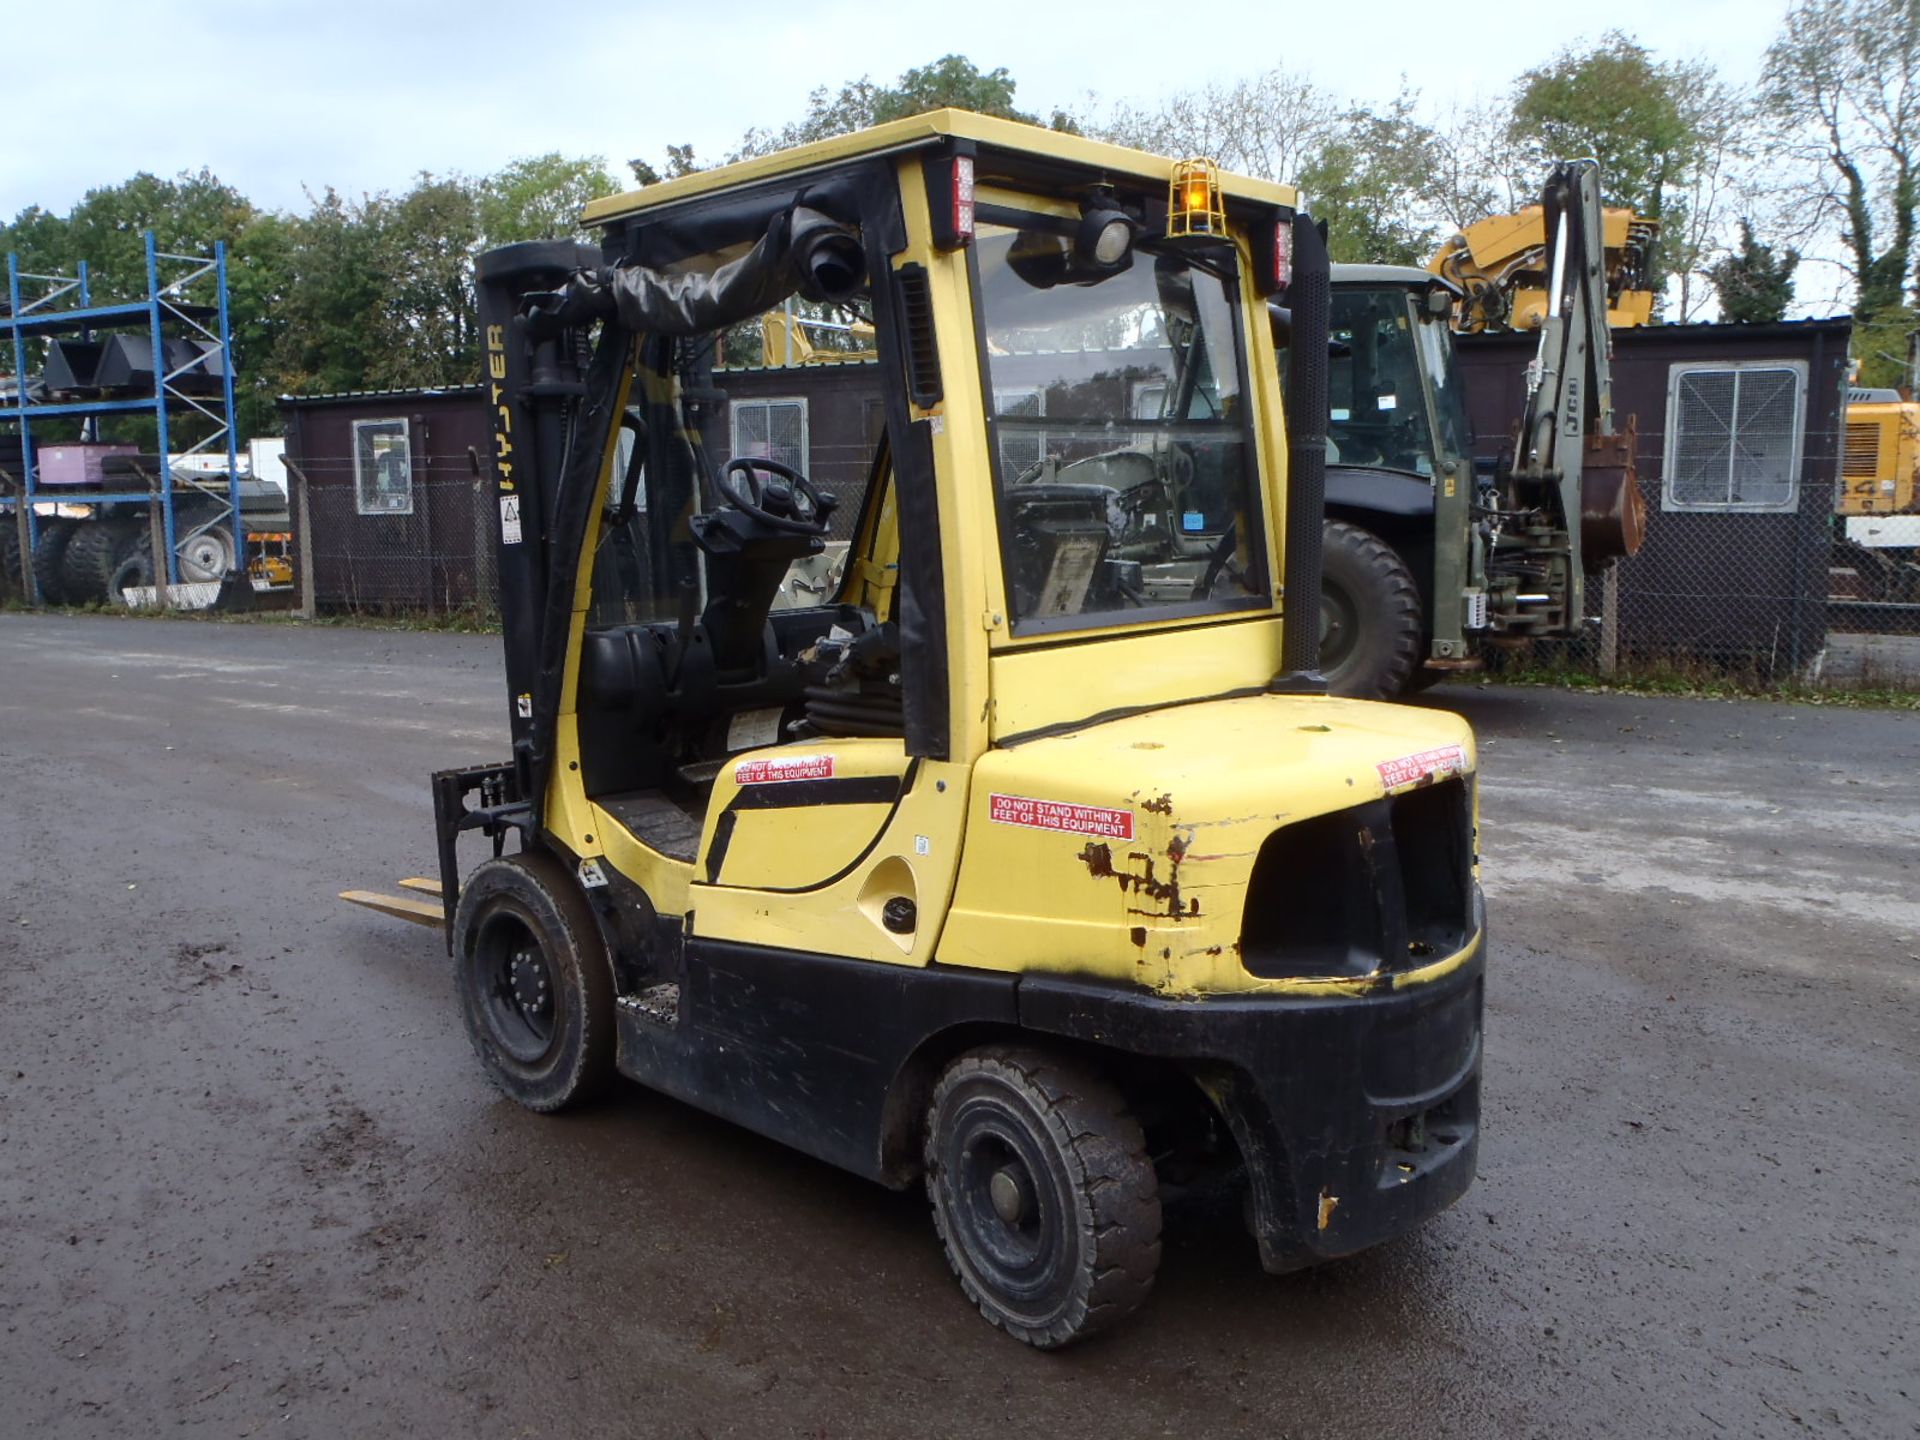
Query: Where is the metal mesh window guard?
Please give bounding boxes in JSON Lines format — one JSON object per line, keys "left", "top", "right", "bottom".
{"left": 1664, "top": 364, "right": 1805, "bottom": 512}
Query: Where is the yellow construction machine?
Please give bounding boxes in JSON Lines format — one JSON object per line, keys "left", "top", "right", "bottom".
{"left": 1836, "top": 385, "right": 1920, "bottom": 599}
{"left": 1430, "top": 202, "right": 1660, "bottom": 333}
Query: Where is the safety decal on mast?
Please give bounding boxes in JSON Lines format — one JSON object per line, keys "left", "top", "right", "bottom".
{"left": 500, "top": 495, "right": 523, "bottom": 544}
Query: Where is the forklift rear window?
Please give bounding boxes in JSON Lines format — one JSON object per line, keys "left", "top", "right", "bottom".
{"left": 974, "top": 222, "right": 1268, "bottom": 633}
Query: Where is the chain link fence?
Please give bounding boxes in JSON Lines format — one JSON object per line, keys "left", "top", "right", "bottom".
{"left": 292, "top": 467, "right": 498, "bottom": 620}
{"left": 1460, "top": 319, "right": 1920, "bottom": 694}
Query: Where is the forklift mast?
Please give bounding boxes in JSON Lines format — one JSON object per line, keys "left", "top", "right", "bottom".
{"left": 474, "top": 240, "right": 604, "bottom": 797}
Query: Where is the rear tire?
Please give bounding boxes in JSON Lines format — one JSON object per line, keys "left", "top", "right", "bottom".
{"left": 1320, "top": 519, "right": 1423, "bottom": 700}
{"left": 31, "top": 518, "right": 80, "bottom": 606}
{"left": 925, "top": 1046, "right": 1161, "bottom": 1348}
{"left": 451, "top": 852, "right": 616, "bottom": 1113}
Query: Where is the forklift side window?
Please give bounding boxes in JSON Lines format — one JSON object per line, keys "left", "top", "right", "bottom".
{"left": 974, "top": 222, "right": 1268, "bottom": 631}
{"left": 584, "top": 305, "right": 886, "bottom": 632}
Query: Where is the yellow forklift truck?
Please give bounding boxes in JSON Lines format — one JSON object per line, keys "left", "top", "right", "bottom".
{"left": 363, "top": 112, "right": 1485, "bottom": 1346}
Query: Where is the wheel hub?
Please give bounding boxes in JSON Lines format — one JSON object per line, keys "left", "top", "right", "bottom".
{"left": 989, "top": 1164, "right": 1033, "bottom": 1226}
{"left": 508, "top": 948, "right": 550, "bottom": 1015}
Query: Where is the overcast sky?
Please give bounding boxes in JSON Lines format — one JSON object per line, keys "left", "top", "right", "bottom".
{"left": 6, "top": 0, "right": 1783, "bottom": 219}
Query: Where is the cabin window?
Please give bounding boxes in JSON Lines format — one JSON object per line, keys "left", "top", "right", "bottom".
{"left": 1662, "top": 362, "right": 1805, "bottom": 512}
{"left": 352, "top": 417, "right": 413, "bottom": 516}
{"left": 729, "top": 397, "right": 809, "bottom": 476}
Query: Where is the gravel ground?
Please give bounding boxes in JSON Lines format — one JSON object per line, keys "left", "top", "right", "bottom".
{"left": 0, "top": 613, "right": 1914, "bottom": 1439}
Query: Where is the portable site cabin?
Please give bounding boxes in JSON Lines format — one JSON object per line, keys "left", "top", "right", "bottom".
{"left": 279, "top": 387, "right": 496, "bottom": 612}
{"left": 281, "top": 364, "right": 889, "bottom": 612}
{"left": 1454, "top": 317, "right": 1852, "bottom": 675}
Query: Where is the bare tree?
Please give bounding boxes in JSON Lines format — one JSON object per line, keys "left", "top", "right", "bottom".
{"left": 1669, "top": 77, "right": 1764, "bottom": 321}
{"left": 1425, "top": 97, "right": 1533, "bottom": 231}
{"left": 1764, "top": 0, "right": 1920, "bottom": 324}
{"left": 1095, "top": 68, "right": 1338, "bottom": 184}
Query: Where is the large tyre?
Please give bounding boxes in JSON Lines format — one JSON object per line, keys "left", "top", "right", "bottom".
{"left": 109, "top": 535, "right": 156, "bottom": 603}
{"left": 0, "top": 520, "right": 22, "bottom": 602}
{"left": 59, "top": 520, "right": 140, "bottom": 607}
{"left": 30, "top": 518, "right": 80, "bottom": 606}
{"left": 451, "top": 853, "right": 616, "bottom": 1113}
{"left": 1320, "top": 519, "right": 1423, "bottom": 700}
{"left": 925, "top": 1046, "right": 1161, "bottom": 1348}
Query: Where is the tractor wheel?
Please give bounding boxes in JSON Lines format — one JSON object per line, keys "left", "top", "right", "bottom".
{"left": 1320, "top": 519, "right": 1423, "bottom": 700}
{"left": 59, "top": 520, "right": 140, "bottom": 607}
{"left": 451, "top": 853, "right": 616, "bottom": 1113}
{"left": 924, "top": 1046, "right": 1161, "bottom": 1348}
{"left": 31, "top": 518, "right": 81, "bottom": 606}
{"left": 176, "top": 515, "right": 238, "bottom": 583}
{"left": 0, "top": 521, "right": 22, "bottom": 602}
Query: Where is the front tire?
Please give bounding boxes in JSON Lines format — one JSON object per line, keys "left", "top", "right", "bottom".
{"left": 451, "top": 853, "right": 616, "bottom": 1113}
{"left": 1320, "top": 519, "right": 1423, "bottom": 700}
{"left": 925, "top": 1046, "right": 1161, "bottom": 1348}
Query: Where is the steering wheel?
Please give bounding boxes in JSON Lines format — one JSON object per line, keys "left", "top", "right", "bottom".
{"left": 716, "top": 457, "right": 835, "bottom": 535}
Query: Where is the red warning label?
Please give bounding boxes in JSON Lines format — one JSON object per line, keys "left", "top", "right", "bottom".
{"left": 1376, "top": 744, "right": 1468, "bottom": 790}
{"left": 734, "top": 754, "right": 835, "bottom": 785}
{"left": 988, "top": 793, "right": 1135, "bottom": 841}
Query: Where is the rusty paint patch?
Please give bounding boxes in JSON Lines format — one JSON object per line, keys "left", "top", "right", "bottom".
{"left": 1317, "top": 1188, "right": 1339, "bottom": 1231}
{"left": 1077, "top": 840, "right": 1117, "bottom": 878}
{"left": 1140, "top": 793, "right": 1175, "bottom": 815}
{"left": 1129, "top": 925, "right": 1147, "bottom": 947}
{"left": 1115, "top": 851, "right": 1201, "bottom": 920}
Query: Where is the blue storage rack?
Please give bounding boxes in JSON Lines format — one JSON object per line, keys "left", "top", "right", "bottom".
{"left": 3, "top": 231, "right": 242, "bottom": 595}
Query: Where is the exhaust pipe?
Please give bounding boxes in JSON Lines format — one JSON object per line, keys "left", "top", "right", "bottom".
{"left": 1274, "top": 211, "right": 1330, "bottom": 692}
{"left": 789, "top": 206, "right": 867, "bottom": 302}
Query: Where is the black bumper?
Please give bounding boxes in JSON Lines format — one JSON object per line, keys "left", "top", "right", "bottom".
{"left": 1017, "top": 914, "right": 1485, "bottom": 1273}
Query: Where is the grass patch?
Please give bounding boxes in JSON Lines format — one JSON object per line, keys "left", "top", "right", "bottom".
{"left": 1486, "top": 657, "right": 1920, "bottom": 710}
{"left": 0, "top": 599, "right": 501, "bottom": 635}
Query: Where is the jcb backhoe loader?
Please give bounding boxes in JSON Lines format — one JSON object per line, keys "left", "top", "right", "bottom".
{"left": 349, "top": 112, "right": 1486, "bottom": 1346}
{"left": 1304, "top": 162, "right": 1646, "bottom": 696}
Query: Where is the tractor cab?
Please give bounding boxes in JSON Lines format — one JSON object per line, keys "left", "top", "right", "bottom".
{"left": 400, "top": 112, "right": 1484, "bottom": 1347}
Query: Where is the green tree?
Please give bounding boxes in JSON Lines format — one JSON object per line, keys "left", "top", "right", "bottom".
{"left": 1296, "top": 95, "right": 1446, "bottom": 265}
{"left": 1707, "top": 219, "right": 1799, "bottom": 323}
{"left": 369, "top": 174, "right": 483, "bottom": 388}
{"left": 270, "top": 188, "right": 392, "bottom": 399}
{"left": 1509, "top": 34, "right": 1702, "bottom": 215}
{"left": 733, "top": 55, "right": 1058, "bottom": 158}
{"left": 1507, "top": 33, "right": 1708, "bottom": 294}
{"left": 480, "top": 153, "right": 619, "bottom": 243}
{"left": 1, "top": 171, "right": 289, "bottom": 438}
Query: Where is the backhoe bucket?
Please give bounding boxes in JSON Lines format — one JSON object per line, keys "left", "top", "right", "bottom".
{"left": 1580, "top": 416, "right": 1645, "bottom": 571}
